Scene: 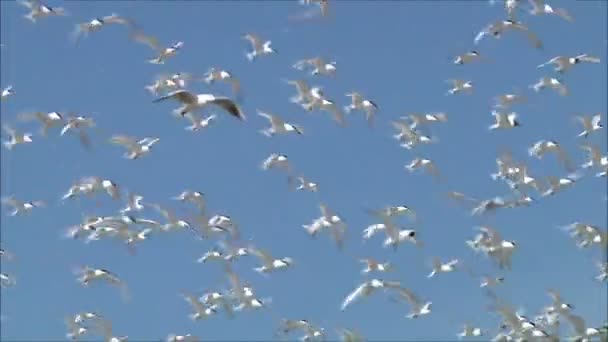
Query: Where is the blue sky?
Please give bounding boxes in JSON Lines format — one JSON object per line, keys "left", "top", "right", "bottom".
{"left": 1, "top": 0, "right": 606, "bottom": 341}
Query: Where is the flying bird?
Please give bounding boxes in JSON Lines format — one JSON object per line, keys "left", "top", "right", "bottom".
{"left": 153, "top": 90, "right": 245, "bottom": 120}
{"left": 243, "top": 33, "right": 276, "bottom": 61}
{"left": 257, "top": 110, "right": 303, "bottom": 137}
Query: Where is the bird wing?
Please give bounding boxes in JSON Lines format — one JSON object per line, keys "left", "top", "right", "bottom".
{"left": 110, "top": 135, "right": 138, "bottom": 150}
{"left": 102, "top": 13, "right": 131, "bottom": 25}
{"left": 341, "top": 283, "right": 366, "bottom": 310}
{"left": 319, "top": 203, "right": 333, "bottom": 220}
{"left": 153, "top": 90, "right": 197, "bottom": 105}
{"left": 210, "top": 97, "right": 245, "bottom": 121}
{"left": 399, "top": 287, "right": 420, "bottom": 307}
{"left": 129, "top": 27, "right": 160, "bottom": 51}
{"left": 250, "top": 247, "right": 274, "bottom": 266}
{"left": 257, "top": 110, "right": 283, "bottom": 126}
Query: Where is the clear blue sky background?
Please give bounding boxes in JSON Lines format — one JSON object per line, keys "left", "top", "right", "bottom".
{"left": 1, "top": 1, "right": 607, "bottom": 341}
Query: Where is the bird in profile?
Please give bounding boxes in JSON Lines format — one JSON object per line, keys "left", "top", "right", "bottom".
{"left": 528, "top": 0, "right": 573, "bottom": 21}
{"left": 18, "top": 111, "right": 65, "bottom": 136}
{"left": 183, "top": 112, "right": 217, "bottom": 132}
{"left": 489, "top": 110, "right": 521, "bottom": 130}
{"left": 257, "top": 110, "right": 303, "bottom": 137}
{"left": 203, "top": 67, "right": 241, "bottom": 98}
{"left": 60, "top": 115, "right": 96, "bottom": 149}
{"left": 344, "top": 92, "right": 378, "bottom": 127}
{"left": 243, "top": 33, "right": 276, "bottom": 61}
{"left": 574, "top": 114, "right": 603, "bottom": 138}
{"left": 153, "top": 89, "right": 245, "bottom": 120}
{"left": 475, "top": 19, "right": 542, "bottom": 49}
{"left": 147, "top": 41, "right": 185, "bottom": 65}
{"left": 109, "top": 135, "right": 160, "bottom": 160}
{"left": 19, "top": 0, "right": 67, "bottom": 23}
{"left": 2, "top": 125, "right": 33, "bottom": 150}
{"left": 1, "top": 196, "right": 45, "bottom": 216}
{"left": 453, "top": 51, "right": 483, "bottom": 65}
{"left": 293, "top": 57, "right": 337, "bottom": 76}
{"left": 446, "top": 79, "right": 473, "bottom": 95}
{"left": 1, "top": 85, "right": 15, "bottom": 100}
{"left": 71, "top": 14, "right": 132, "bottom": 44}
{"left": 537, "top": 54, "right": 600, "bottom": 73}
{"left": 530, "top": 76, "right": 568, "bottom": 96}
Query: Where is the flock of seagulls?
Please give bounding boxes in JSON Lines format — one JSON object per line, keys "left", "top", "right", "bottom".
{"left": 1, "top": 0, "right": 607, "bottom": 341}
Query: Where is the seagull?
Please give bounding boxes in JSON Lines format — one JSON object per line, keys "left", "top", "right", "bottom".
{"left": 528, "top": 140, "right": 574, "bottom": 172}
{"left": 458, "top": 324, "right": 483, "bottom": 339}
{"left": 340, "top": 279, "right": 395, "bottom": 311}
{"left": 380, "top": 217, "right": 420, "bottom": 250}
{"left": 0, "top": 248, "right": 14, "bottom": 261}
{"left": 120, "top": 192, "right": 145, "bottom": 214}
{"left": 293, "top": 57, "right": 337, "bottom": 76}
{"left": 110, "top": 135, "right": 160, "bottom": 159}
{"left": 299, "top": 0, "right": 329, "bottom": 17}
{"left": 18, "top": 111, "right": 65, "bottom": 136}
{"left": 392, "top": 121, "right": 437, "bottom": 149}
{"left": 391, "top": 286, "right": 432, "bottom": 319}
{"left": 538, "top": 54, "right": 600, "bottom": 73}
{"left": 243, "top": 33, "right": 276, "bottom": 61}
{"left": 428, "top": 257, "right": 459, "bottom": 278}
{"left": 475, "top": 19, "right": 542, "bottom": 49}
{"left": 75, "top": 266, "right": 129, "bottom": 299}
{"left": 448, "top": 192, "right": 511, "bottom": 216}
{"left": 257, "top": 110, "right": 303, "bottom": 137}
{"left": 579, "top": 144, "right": 608, "bottom": 177}
{"left": 453, "top": 51, "right": 483, "bottom": 65}
{"left": 344, "top": 92, "right": 378, "bottom": 127}
{"left": 494, "top": 94, "right": 526, "bottom": 109}
{"left": 405, "top": 157, "right": 440, "bottom": 180}
{"left": 490, "top": 110, "right": 521, "bottom": 130}
{"left": 60, "top": 115, "right": 95, "bottom": 149}
{"left": 564, "top": 312, "right": 600, "bottom": 341}
{"left": 153, "top": 90, "right": 245, "bottom": 120}
{"left": 367, "top": 205, "right": 416, "bottom": 221}
{"left": 359, "top": 259, "right": 393, "bottom": 274}
{"left": 0, "top": 273, "right": 16, "bottom": 288}
{"left": 166, "top": 334, "right": 200, "bottom": 342}
{"left": 2, "top": 125, "right": 33, "bottom": 150}
{"left": 261, "top": 153, "right": 292, "bottom": 172}
{"left": 476, "top": 226, "right": 517, "bottom": 270}
{"left": 319, "top": 204, "right": 347, "bottom": 249}
{"left": 64, "top": 316, "right": 88, "bottom": 340}
{"left": 1, "top": 196, "right": 45, "bottom": 216}
{"left": 283, "top": 79, "right": 313, "bottom": 104}
{"left": 72, "top": 14, "right": 132, "bottom": 44}
{"left": 288, "top": 175, "right": 319, "bottom": 192}
{"left": 406, "top": 113, "right": 448, "bottom": 130}
{"left": 541, "top": 172, "right": 582, "bottom": 197}
{"left": 149, "top": 204, "right": 191, "bottom": 232}
{"left": 528, "top": 0, "right": 573, "bottom": 21}
{"left": 480, "top": 275, "right": 505, "bottom": 288}
{"left": 183, "top": 112, "right": 217, "bottom": 132}
{"left": 248, "top": 246, "right": 294, "bottom": 274}
{"left": 145, "top": 73, "right": 190, "bottom": 95}
{"left": 1, "top": 85, "right": 15, "bottom": 100}
{"left": 530, "top": 77, "right": 568, "bottom": 96}
{"left": 172, "top": 190, "right": 205, "bottom": 212}
{"left": 147, "top": 41, "right": 184, "bottom": 65}
{"left": 80, "top": 176, "right": 121, "bottom": 200}
{"left": 574, "top": 114, "right": 603, "bottom": 138}
{"left": 203, "top": 68, "right": 241, "bottom": 97}
{"left": 446, "top": 79, "right": 473, "bottom": 95}
{"left": 180, "top": 292, "right": 218, "bottom": 320}
{"left": 19, "top": 0, "right": 67, "bottom": 23}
